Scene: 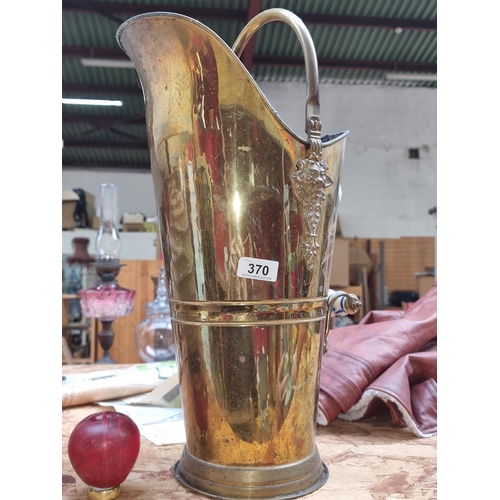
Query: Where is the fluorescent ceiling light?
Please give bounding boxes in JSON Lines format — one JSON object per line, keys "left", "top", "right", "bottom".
{"left": 80, "top": 58, "right": 135, "bottom": 69}
{"left": 62, "top": 98, "right": 123, "bottom": 106}
{"left": 386, "top": 73, "right": 437, "bottom": 82}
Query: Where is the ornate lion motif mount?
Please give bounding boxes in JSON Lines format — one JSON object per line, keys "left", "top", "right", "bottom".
{"left": 291, "top": 116, "right": 333, "bottom": 270}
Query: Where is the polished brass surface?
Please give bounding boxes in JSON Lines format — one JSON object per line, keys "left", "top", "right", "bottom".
{"left": 173, "top": 298, "right": 327, "bottom": 462}
{"left": 170, "top": 296, "right": 330, "bottom": 325}
{"left": 117, "top": 8, "right": 360, "bottom": 499}
{"left": 87, "top": 486, "right": 121, "bottom": 500}
{"left": 174, "top": 446, "right": 328, "bottom": 500}
{"left": 117, "top": 11, "right": 346, "bottom": 302}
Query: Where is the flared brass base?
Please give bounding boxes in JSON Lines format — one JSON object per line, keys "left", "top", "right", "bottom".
{"left": 173, "top": 446, "right": 328, "bottom": 499}
{"left": 87, "top": 485, "right": 121, "bottom": 500}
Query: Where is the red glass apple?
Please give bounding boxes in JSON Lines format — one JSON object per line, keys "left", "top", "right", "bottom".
{"left": 68, "top": 411, "right": 141, "bottom": 499}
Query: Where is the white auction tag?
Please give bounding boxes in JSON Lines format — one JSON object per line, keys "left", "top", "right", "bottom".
{"left": 237, "top": 257, "right": 279, "bottom": 282}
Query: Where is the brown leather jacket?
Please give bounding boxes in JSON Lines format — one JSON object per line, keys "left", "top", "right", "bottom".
{"left": 318, "top": 284, "right": 437, "bottom": 437}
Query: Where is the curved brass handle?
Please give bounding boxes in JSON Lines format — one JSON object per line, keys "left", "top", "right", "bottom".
{"left": 232, "top": 8, "right": 320, "bottom": 138}
{"left": 323, "top": 290, "right": 362, "bottom": 354}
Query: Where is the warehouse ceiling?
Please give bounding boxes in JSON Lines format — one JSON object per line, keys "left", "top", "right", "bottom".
{"left": 62, "top": 0, "right": 437, "bottom": 171}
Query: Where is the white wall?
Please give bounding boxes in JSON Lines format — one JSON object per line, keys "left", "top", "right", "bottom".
{"left": 62, "top": 170, "right": 158, "bottom": 220}
{"left": 62, "top": 83, "right": 436, "bottom": 239}
{"left": 62, "top": 229, "right": 158, "bottom": 260}
{"left": 258, "top": 82, "right": 437, "bottom": 239}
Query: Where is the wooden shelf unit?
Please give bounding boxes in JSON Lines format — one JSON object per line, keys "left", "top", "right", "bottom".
{"left": 62, "top": 293, "right": 97, "bottom": 364}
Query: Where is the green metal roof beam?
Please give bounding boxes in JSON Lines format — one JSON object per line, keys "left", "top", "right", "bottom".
{"left": 62, "top": 49, "right": 436, "bottom": 73}
{"left": 62, "top": 1, "right": 436, "bottom": 31}
{"left": 63, "top": 140, "right": 148, "bottom": 149}
{"left": 62, "top": 162, "right": 151, "bottom": 171}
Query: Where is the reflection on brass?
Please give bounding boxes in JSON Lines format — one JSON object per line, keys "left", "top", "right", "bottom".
{"left": 87, "top": 486, "right": 121, "bottom": 500}
{"left": 172, "top": 298, "right": 327, "bottom": 453}
{"left": 117, "top": 7, "right": 359, "bottom": 499}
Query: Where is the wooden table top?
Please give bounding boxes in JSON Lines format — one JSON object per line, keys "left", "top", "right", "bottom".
{"left": 62, "top": 364, "right": 437, "bottom": 499}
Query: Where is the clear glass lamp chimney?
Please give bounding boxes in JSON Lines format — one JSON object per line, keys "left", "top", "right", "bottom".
{"left": 95, "top": 183, "right": 122, "bottom": 261}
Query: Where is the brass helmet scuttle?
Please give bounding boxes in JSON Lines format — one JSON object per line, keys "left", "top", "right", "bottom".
{"left": 117, "top": 8, "right": 360, "bottom": 499}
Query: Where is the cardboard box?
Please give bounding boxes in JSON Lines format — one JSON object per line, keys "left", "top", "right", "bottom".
{"left": 122, "top": 212, "right": 146, "bottom": 224}
{"left": 349, "top": 245, "right": 373, "bottom": 285}
{"left": 62, "top": 189, "right": 96, "bottom": 229}
{"left": 155, "top": 232, "right": 162, "bottom": 260}
{"left": 335, "top": 218, "right": 343, "bottom": 237}
{"left": 123, "top": 223, "right": 144, "bottom": 232}
{"left": 417, "top": 275, "right": 435, "bottom": 298}
{"left": 330, "top": 237, "right": 350, "bottom": 287}
{"left": 62, "top": 190, "right": 80, "bottom": 229}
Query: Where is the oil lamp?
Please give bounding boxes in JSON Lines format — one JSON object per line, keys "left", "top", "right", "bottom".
{"left": 135, "top": 266, "right": 175, "bottom": 362}
{"left": 78, "top": 184, "right": 135, "bottom": 364}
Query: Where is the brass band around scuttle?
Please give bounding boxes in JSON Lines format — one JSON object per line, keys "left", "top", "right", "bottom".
{"left": 170, "top": 297, "right": 330, "bottom": 325}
